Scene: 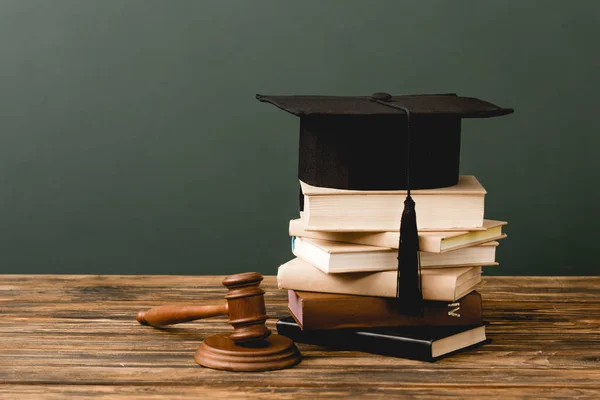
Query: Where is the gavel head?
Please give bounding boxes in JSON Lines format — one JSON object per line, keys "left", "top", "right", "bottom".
{"left": 222, "top": 272, "right": 271, "bottom": 344}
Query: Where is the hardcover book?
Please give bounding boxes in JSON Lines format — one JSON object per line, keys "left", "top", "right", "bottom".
{"left": 288, "top": 290, "right": 483, "bottom": 330}
{"left": 301, "top": 175, "right": 486, "bottom": 231}
{"left": 291, "top": 236, "right": 498, "bottom": 273}
{"left": 289, "top": 218, "right": 507, "bottom": 253}
{"left": 276, "top": 316, "right": 487, "bottom": 361}
{"left": 277, "top": 258, "right": 482, "bottom": 301}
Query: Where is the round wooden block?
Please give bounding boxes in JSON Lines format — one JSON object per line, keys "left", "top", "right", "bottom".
{"left": 195, "top": 333, "right": 301, "bottom": 372}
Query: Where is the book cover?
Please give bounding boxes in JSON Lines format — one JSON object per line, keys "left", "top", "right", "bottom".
{"left": 276, "top": 317, "right": 488, "bottom": 362}
{"left": 288, "top": 290, "right": 482, "bottom": 330}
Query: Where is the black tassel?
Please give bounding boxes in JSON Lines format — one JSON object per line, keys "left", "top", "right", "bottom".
{"left": 369, "top": 93, "right": 423, "bottom": 316}
{"left": 396, "top": 195, "right": 424, "bottom": 316}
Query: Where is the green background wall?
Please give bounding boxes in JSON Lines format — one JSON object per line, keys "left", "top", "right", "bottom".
{"left": 0, "top": 1, "right": 598, "bottom": 275}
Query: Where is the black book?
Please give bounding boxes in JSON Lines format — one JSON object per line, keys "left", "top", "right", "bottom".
{"left": 276, "top": 316, "right": 488, "bottom": 362}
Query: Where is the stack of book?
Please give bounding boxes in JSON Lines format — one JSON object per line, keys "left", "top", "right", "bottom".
{"left": 276, "top": 176, "right": 507, "bottom": 361}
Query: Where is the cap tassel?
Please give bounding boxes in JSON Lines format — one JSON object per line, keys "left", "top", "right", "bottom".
{"left": 397, "top": 194, "right": 423, "bottom": 316}
{"left": 369, "top": 93, "right": 423, "bottom": 316}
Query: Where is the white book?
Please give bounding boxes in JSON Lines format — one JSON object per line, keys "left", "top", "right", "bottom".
{"left": 289, "top": 218, "right": 507, "bottom": 253}
{"left": 277, "top": 258, "right": 482, "bottom": 302}
{"left": 291, "top": 237, "right": 498, "bottom": 273}
{"left": 301, "top": 175, "right": 486, "bottom": 231}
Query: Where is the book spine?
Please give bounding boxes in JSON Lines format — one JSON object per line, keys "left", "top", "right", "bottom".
{"left": 299, "top": 292, "right": 482, "bottom": 330}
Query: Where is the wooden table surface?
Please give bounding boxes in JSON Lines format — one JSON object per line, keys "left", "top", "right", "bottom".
{"left": 0, "top": 275, "right": 599, "bottom": 399}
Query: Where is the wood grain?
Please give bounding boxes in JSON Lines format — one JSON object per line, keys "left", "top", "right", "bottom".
{"left": 0, "top": 275, "right": 599, "bottom": 399}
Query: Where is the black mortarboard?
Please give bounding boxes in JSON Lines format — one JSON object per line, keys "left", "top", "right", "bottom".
{"left": 257, "top": 93, "right": 513, "bottom": 191}
{"left": 257, "top": 92, "right": 513, "bottom": 316}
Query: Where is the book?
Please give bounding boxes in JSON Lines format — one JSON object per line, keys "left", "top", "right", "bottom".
{"left": 289, "top": 218, "right": 507, "bottom": 253}
{"left": 288, "top": 290, "right": 483, "bottom": 330}
{"left": 291, "top": 237, "right": 498, "bottom": 273}
{"left": 276, "top": 317, "right": 487, "bottom": 361}
{"left": 277, "top": 258, "right": 481, "bottom": 301}
{"left": 301, "top": 175, "right": 486, "bottom": 232}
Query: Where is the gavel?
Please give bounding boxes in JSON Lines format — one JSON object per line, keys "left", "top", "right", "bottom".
{"left": 137, "top": 271, "right": 301, "bottom": 371}
{"left": 136, "top": 272, "right": 270, "bottom": 343}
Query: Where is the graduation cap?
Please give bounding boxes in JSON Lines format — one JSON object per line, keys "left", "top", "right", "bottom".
{"left": 257, "top": 92, "right": 513, "bottom": 315}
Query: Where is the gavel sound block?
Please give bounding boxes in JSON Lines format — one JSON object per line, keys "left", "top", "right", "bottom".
{"left": 136, "top": 272, "right": 301, "bottom": 372}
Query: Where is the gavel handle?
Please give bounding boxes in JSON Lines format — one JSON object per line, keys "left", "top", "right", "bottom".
{"left": 136, "top": 303, "right": 229, "bottom": 327}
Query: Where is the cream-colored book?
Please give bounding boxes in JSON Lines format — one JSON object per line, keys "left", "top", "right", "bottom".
{"left": 277, "top": 258, "right": 482, "bottom": 301}
{"left": 289, "top": 219, "right": 507, "bottom": 253}
{"left": 291, "top": 237, "right": 498, "bottom": 273}
{"left": 301, "top": 175, "right": 486, "bottom": 231}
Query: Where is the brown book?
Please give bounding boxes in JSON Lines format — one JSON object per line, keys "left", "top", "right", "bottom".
{"left": 288, "top": 290, "right": 483, "bottom": 330}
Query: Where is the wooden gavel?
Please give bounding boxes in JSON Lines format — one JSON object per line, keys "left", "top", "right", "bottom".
{"left": 136, "top": 272, "right": 270, "bottom": 343}
{"left": 137, "top": 271, "right": 301, "bottom": 372}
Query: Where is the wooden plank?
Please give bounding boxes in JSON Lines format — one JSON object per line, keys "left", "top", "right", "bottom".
{"left": 2, "top": 385, "right": 599, "bottom": 400}
{"left": 0, "top": 275, "right": 599, "bottom": 399}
